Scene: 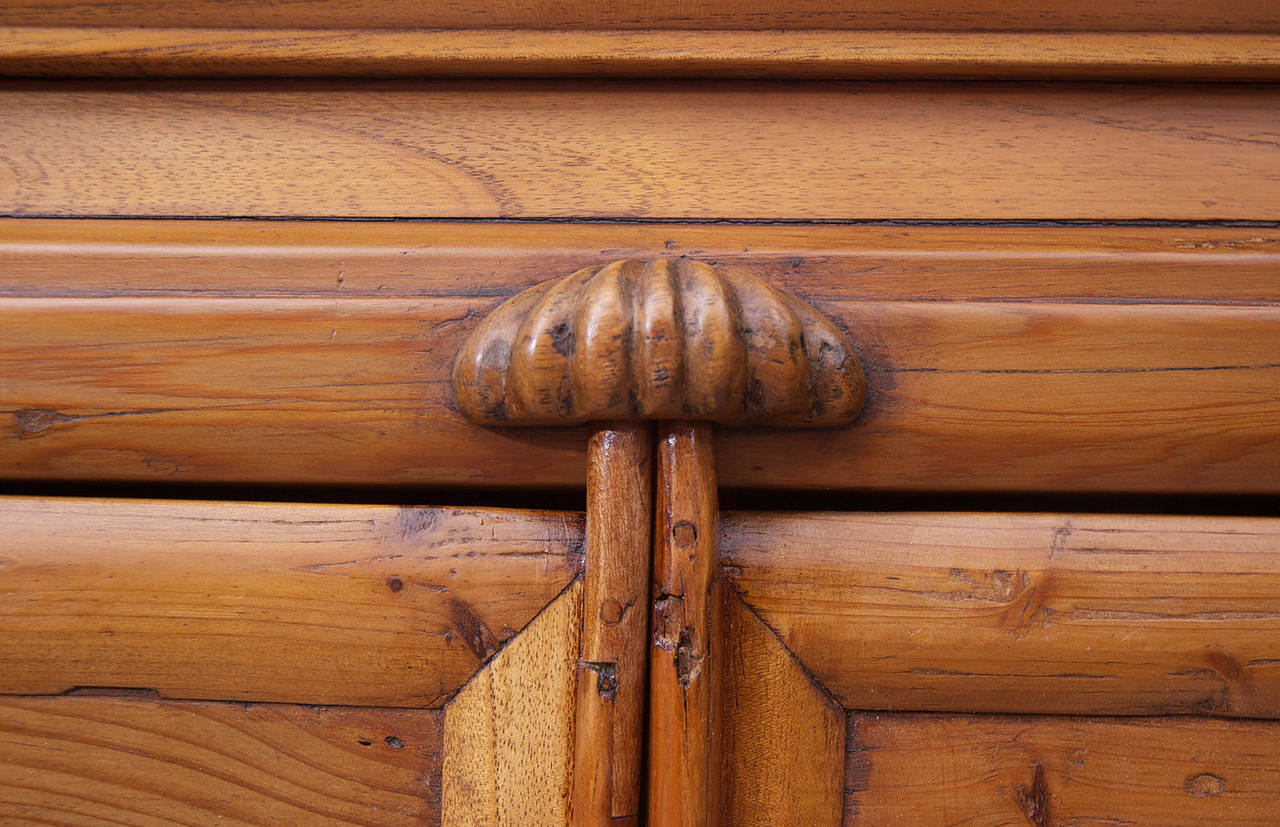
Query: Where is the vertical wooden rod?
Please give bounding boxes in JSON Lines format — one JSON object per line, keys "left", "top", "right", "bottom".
{"left": 647, "top": 420, "right": 723, "bottom": 827}
{"left": 574, "top": 420, "right": 654, "bottom": 825}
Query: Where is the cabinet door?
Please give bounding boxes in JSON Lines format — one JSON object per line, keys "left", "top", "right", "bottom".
{"left": 716, "top": 510, "right": 1280, "bottom": 824}
{"left": 0, "top": 496, "right": 587, "bottom": 824}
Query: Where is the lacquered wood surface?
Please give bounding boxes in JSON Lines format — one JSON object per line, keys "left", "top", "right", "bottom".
{"left": 846, "top": 713, "right": 1280, "bottom": 824}
{"left": 2, "top": 0, "right": 1274, "bottom": 31}
{"left": 0, "top": 695, "right": 442, "bottom": 825}
{"left": 724, "top": 511, "right": 1280, "bottom": 716}
{"left": 4, "top": 82, "right": 1279, "bottom": 219}
{"left": 575, "top": 423, "right": 653, "bottom": 823}
{"left": 5, "top": 29, "right": 1280, "bottom": 80}
{"left": 4, "top": 288, "right": 1276, "bottom": 493}
{"left": 648, "top": 422, "right": 721, "bottom": 826}
{"left": 0, "top": 497, "right": 583, "bottom": 706}
{"left": 443, "top": 580, "right": 581, "bottom": 825}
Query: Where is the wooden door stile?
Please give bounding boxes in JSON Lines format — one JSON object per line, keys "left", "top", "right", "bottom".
{"left": 574, "top": 421, "right": 654, "bottom": 824}
{"left": 647, "top": 421, "right": 724, "bottom": 825}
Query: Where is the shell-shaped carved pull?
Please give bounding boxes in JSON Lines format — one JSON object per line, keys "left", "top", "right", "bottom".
{"left": 453, "top": 259, "right": 865, "bottom": 427}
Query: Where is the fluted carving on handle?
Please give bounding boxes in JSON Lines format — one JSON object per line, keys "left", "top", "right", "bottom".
{"left": 453, "top": 259, "right": 864, "bottom": 427}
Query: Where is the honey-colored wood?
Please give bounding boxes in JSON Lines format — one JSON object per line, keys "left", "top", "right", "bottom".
{"left": 1, "top": 0, "right": 1275, "bottom": 31}
{"left": 718, "top": 590, "right": 844, "bottom": 825}
{"left": 443, "top": 579, "right": 581, "bottom": 825}
{"left": 454, "top": 259, "right": 864, "bottom": 427}
{"left": 4, "top": 82, "right": 1279, "bottom": 219}
{"left": 4, "top": 292, "right": 1277, "bottom": 493}
{"left": 0, "top": 497, "right": 583, "bottom": 706}
{"left": 5, "top": 219, "right": 1276, "bottom": 304}
{"left": 0, "top": 694, "right": 442, "bottom": 825}
{"left": 574, "top": 422, "right": 653, "bottom": 824}
{"left": 846, "top": 713, "right": 1280, "bottom": 824}
{"left": 648, "top": 421, "right": 723, "bottom": 826}
{"left": 4, "top": 29, "right": 1280, "bottom": 80}
{"left": 452, "top": 254, "right": 857, "bottom": 820}
{"left": 724, "top": 511, "right": 1280, "bottom": 716}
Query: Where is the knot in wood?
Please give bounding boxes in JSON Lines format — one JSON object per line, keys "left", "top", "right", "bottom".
{"left": 452, "top": 259, "right": 865, "bottom": 426}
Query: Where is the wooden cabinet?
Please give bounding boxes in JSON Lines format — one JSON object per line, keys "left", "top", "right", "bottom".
{"left": 2, "top": 3, "right": 1280, "bottom": 823}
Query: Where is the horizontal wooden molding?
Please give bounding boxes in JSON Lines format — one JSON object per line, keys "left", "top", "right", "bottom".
{"left": 2, "top": 220, "right": 1278, "bottom": 494}
{"left": 724, "top": 511, "right": 1280, "bottom": 716}
{"left": 0, "top": 497, "right": 583, "bottom": 706}
{"left": 4, "top": 29, "right": 1280, "bottom": 80}
{"left": 3, "top": 82, "right": 1279, "bottom": 220}
{"left": 3, "top": 220, "right": 1276, "bottom": 303}
{"left": 2, "top": 1, "right": 1277, "bottom": 31}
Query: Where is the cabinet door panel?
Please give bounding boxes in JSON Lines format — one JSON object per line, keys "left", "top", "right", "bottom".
{"left": 0, "top": 496, "right": 583, "bottom": 707}
{"left": 723, "top": 510, "right": 1280, "bottom": 716}
{"left": 846, "top": 713, "right": 1280, "bottom": 825}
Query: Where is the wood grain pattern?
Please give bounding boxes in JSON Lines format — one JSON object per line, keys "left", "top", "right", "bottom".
{"left": 1, "top": 0, "right": 1275, "bottom": 31}
{"left": 443, "top": 579, "right": 581, "bottom": 825}
{"left": 718, "top": 591, "right": 844, "bottom": 825}
{"left": 724, "top": 511, "right": 1280, "bottom": 716}
{"left": 648, "top": 422, "right": 722, "bottom": 826}
{"left": 846, "top": 713, "right": 1280, "bottom": 825}
{"left": 574, "top": 422, "right": 653, "bottom": 824}
{"left": 0, "top": 694, "right": 442, "bottom": 825}
{"left": 0, "top": 497, "right": 583, "bottom": 706}
{"left": 3, "top": 292, "right": 1277, "bottom": 493}
{"left": 3, "top": 82, "right": 1279, "bottom": 219}
{"left": 454, "top": 259, "right": 864, "bottom": 427}
{"left": 5, "top": 29, "right": 1280, "bottom": 80}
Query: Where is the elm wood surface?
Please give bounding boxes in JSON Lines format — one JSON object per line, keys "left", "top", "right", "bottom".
{"left": 845, "top": 713, "right": 1280, "bottom": 824}
{"left": 6, "top": 29, "right": 1280, "bottom": 80}
{"left": 723, "top": 511, "right": 1280, "bottom": 716}
{"left": 717, "top": 590, "right": 844, "bottom": 824}
{"left": 3, "top": 295, "right": 1277, "bottom": 494}
{"left": 648, "top": 422, "right": 722, "bottom": 826}
{"left": 453, "top": 259, "right": 864, "bottom": 427}
{"left": 0, "top": 695, "right": 442, "bottom": 825}
{"left": 7, "top": 219, "right": 1276, "bottom": 304}
{"left": 0, "top": 497, "right": 583, "bottom": 707}
{"left": 443, "top": 579, "right": 581, "bottom": 825}
{"left": 575, "top": 423, "right": 653, "bottom": 824}
{"left": 4, "top": 82, "right": 1280, "bottom": 220}
{"left": 1, "top": 0, "right": 1275, "bottom": 31}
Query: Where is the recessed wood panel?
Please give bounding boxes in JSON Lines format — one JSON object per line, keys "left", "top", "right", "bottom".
{"left": 3, "top": 81, "right": 1279, "bottom": 219}
{"left": 0, "top": 497, "right": 583, "bottom": 706}
{"left": 444, "top": 580, "right": 581, "bottom": 825}
{"left": 846, "top": 713, "right": 1280, "bottom": 824}
{"left": 0, "top": 695, "right": 441, "bottom": 825}
{"left": 719, "top": 591, "right": 845, "bottom": 824}
{"left": 724, "top": 511, "right": 1280, "bottom": 715}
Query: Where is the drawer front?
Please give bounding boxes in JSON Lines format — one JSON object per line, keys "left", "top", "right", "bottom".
{"left": 3, "top": 220, "right": 1277, "bottom": 495}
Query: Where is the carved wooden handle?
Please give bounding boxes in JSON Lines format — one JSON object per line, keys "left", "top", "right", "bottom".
{"left": 453, "top": 259, "right": 865, "bottom": 427}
